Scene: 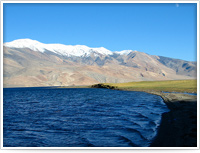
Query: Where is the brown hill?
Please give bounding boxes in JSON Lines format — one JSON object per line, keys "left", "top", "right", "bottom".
{"left": 3, "top": 46, "right": 196, "bottom": 87}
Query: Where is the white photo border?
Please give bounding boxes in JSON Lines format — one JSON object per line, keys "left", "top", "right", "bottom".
{"left": 0, "top": 0, "right": 199, "bottom": 150}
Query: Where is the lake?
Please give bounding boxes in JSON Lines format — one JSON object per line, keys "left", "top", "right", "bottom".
{"left": 3, "top": 88, "right": 169, "bottom": 147}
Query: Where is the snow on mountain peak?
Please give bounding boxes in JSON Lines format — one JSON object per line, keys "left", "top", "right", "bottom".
{"left": 4, "top": 39, "right": 134, "bottom": 57}
{"left": 114, "top": 50, "right": 133, "bottom": 55}
{"left": 4, "top": 39, "right": 47, "bottom": 52}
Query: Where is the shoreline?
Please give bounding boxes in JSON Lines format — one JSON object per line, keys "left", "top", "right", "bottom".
{"left": 91, "top": 84, "right": 197, "bottom": 147}
{"left": 148, "top": 91, "right": 197, "bottom": 147}
{"left": 150, "top": 100, "right": 197, "bottom": 147}
{"left": 120, "top": 89, "right": 197, "bottom": 147}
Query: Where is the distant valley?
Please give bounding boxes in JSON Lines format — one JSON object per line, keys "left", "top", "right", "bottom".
{"left": 3, "top": 39, "right": 197, "bottom": 87}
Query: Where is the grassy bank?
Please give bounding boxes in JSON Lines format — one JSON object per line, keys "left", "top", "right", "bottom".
{"left": 99, "top": 79, "right": 197, "bottom": 93}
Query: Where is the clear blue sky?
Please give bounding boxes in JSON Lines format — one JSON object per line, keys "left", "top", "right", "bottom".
{"left": 3, "top": 3, "right": 197, "bottom": 61}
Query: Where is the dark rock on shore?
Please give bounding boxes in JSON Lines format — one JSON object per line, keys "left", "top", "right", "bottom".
{"left": 91, "top": 84, "right": 118, "bottom": 90}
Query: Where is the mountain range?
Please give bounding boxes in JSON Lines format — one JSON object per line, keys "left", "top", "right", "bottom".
{"left": 3, "top": 39, "right": 197, "bottom": 87}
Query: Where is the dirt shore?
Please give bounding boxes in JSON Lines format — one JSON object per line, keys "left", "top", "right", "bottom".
{"left": 148, "top": 92, "right": 197, "bottom": 147}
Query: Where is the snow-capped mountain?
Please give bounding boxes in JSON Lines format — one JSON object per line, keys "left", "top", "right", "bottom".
{"left": 4, "top": 39, "right": 126, "bottom": 57}
{"left": 3, "top": 38, "right": 196, "bottom": 87}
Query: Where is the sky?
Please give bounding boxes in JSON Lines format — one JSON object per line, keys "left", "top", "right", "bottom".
{"left": 3, "top": 3, "right": 197, "bottom": 61}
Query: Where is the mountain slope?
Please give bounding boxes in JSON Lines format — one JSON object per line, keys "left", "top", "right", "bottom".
{"left": 152, "top": 56, "right": 196, "bottom": 77}
{"left": 3, "top": 39, "right": 197, "bottom": 87}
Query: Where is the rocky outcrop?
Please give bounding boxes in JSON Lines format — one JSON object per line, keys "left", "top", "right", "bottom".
{"left": 91, "top": 84, "right": 118, "bottom": 89}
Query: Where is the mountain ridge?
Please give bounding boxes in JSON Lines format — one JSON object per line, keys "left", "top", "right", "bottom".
{"left": 4, "top": 38, "right": 129, "bottom": 57}
{"left": 3, "top": 39, "right": 197, "bottom": 87}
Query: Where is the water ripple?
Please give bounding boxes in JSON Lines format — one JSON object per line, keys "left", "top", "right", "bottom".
{"left": 3, "top": 88, "right": 169, "bottom": 147}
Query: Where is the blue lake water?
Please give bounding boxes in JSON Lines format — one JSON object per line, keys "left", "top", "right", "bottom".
{"left": 3, "top": 88, "right": 169, "bottom": 147}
